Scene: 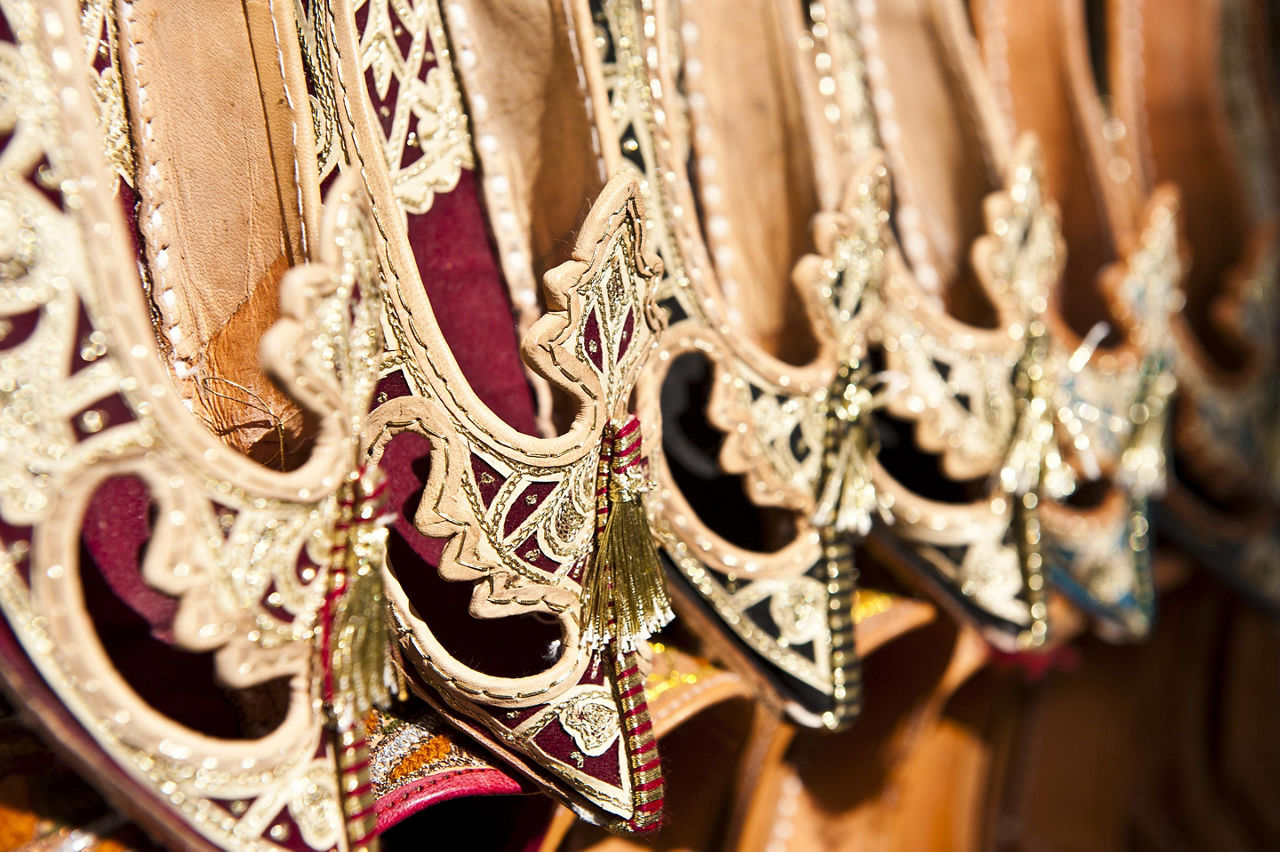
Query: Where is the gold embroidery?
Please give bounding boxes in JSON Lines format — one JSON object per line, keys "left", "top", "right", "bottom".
{"left": 0, "top": 3, "right": 383, "bottom": 846}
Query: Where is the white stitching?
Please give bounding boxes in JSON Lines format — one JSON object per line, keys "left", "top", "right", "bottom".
{"left": 119, "top": 0, "right": 184, "bottom": 367}
{"left": 265, "top": 0, "right": 309, "bottom": 257}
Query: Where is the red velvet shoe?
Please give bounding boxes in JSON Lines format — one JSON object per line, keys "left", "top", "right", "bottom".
{"left": 302, "top": 0, "right": 673, "bottom": 832}
{"left": 0, "top": 1, "right": 392, "bottom": 848}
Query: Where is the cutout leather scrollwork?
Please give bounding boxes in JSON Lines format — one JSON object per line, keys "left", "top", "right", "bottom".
{"left": 0, "top": 1, "right": 382, "bottom": 847}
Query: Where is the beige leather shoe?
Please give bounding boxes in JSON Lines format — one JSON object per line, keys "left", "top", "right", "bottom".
{"left": 1108, "top": 0, "right": 1280, "bottom": 609}
{"left": 0, "top": 0, "right": 392, "bottom": 848}
{"left": 303, "top": 0, "right": 674, "bottom": 832}
{"left": 807, "top": 0, "right": 1071, "bottom": 650}
{"left": 595, "top": 0, "right": 906, "bottom": 732}
{"left": 970, "top": 0, "right": 1185, "bottom": 640}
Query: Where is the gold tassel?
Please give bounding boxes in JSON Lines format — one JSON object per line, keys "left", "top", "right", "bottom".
{"left": 320, "top": 466, "right": 394, "bottom": 852}
{"left": 324, "top": 467, "right": 395, "bottom": 727}
{"left": 1001, "top": 330, "right": 1074, "bottom": 501}
{"left": 1119, "top": 359, "right": 1175, "bottom": 499}
{"left": 814, "top": 362, "right": 878, "bottom": 536}
{"left": 580, "top": 416, "right": 673, "bottom": 657}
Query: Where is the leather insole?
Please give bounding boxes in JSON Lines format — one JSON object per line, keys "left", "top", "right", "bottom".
{"left": 1136, "top": 0, "right": 1252, "bottom": 371}
{"left": 982, "top": 0, "right": 1118, "bottom": 340}
{"left": 683, "top": 0, "right": 820, "bottom": 365}
{"left": 117, "top": 0, "right": 315, "bottom": 466}
{"left": 874, "top": 0, "right": 997, "bottom": 328}
{"left": 451, "top": 0, "right": 607, "bottom": 285}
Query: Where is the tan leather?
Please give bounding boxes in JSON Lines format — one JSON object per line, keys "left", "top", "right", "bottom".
{"left": 725, "top": 592, "right": 942, "bottom": 852}
{"left": 1216, "top": 602, "right": 1280, "bottom": 847}
{"left": 1240, "top": 0, "right": 1280, "bottom": 222}
{"left": 888, "top": 664, "right": 1020, "bottom": 852}
{"left": 1144, "top": 585, "right": 1251, "bottom": 852}
{"left": 988, "top": 633, "right": 1147, "bottom": 850}
{"left": 681, "top": 0, "right": 820, "bottom": 363}
{"left": 1112, "top": 0, "right": 1256, "bottom": 371}
{"left": 872, "top": 0, "right": 1000, "bottom": 320}
{"left": 440, "top": 0, "right": 621, "bottom": 434}
{"left": 974, "top": 0, "right": 1121, "bottom": 337}
{"left": 989, "top": 579, "right": 1261, "bottom": 851}
{"left": 117, "top": 0, "right": 318, "bottom": 463}
{"left": 454, "top": 0, "right": 608, "bottom": 285}
{"left": 856, "top": 593, "right": 937, "bottom": 657}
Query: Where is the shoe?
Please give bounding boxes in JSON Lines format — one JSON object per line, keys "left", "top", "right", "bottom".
{"left": 0, "top": 0, "right": 391, "bottom": 848}
{"left": 809, "top": 0, "right": 1068, "bottom": 649}
{"left": 594, "top": 0, "right": 908, "bottom": 731}
{"left": 1107, "top": 0, "right": 1280, "bottom": 612}
{"left": 304, "top": 0, "right": 672, "bottom": 831}
{"left": 969, "top": 0, "right": 1185, "bottom": 640}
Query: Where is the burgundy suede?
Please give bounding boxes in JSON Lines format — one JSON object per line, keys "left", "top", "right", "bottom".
{"left": 532, "top": 724, "right": 623, "bottom": 787}
{"left": 81, "top": 476, "right": 176, "bottom": 642}
{"left": 79, "top": 476, "right": 260, "bottom": 737}
{"left": 405, "top": 170, "right": 539, "bottom": 434}
{"left": 380, "top": 431, "right": 563, "bottom": 678}
{"left": 0, "top": 613, "right": 215, "bottom": 851}
{"left": 375, "top": 164, "right": 568, "bottom": 679}
{"left": 0, "top": 307, "right": 40, "bottom": 354}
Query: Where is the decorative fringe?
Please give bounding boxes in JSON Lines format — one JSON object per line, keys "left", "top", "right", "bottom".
{"left": 814, "top": 361, "right": 878, "bottom": 536}
{"left": 319, "top": 466, "right": 394, "bottom": 852}
{"left": 580, "top": 415, "right": 673, "bottom": 658}
{"left": 1118, "top": 358, "right": 1175, "bottom": 499}
{"left": 1001, "top": 332, "right": 1075, "bottom": 501}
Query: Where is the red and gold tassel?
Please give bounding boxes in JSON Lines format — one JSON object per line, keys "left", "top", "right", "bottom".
{"left": 319, "top": 465, "right": 395, "bottom": 851}
{"left": 580, "top": 415, "right": 673, "bottom": 658}
{"left": 579, "top": 415, "right": 668, "bottom": 832}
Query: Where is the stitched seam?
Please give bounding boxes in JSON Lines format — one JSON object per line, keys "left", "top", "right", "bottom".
{"left": 853, "top": 0, "right": 944, "bottom": 294}
{"left": 648, "top": 670, "right": 735, "bottom": 724}
{"left": 982, "top": 0, "right": 1015, "bottom": 133}
{"left": 120, "top": 0, "right": 184, "bottom": 369}
{"left": 1128, "top": 0, "right": 1156, "bottom": 186}
{"left": 265, "top": 0, "right": 309, "bottom": 257}
{"left": 560, "top": 0, "right": 607, "bottom": 184}
{"left": 439, "top": 1, "right": 553, "bottom": 439}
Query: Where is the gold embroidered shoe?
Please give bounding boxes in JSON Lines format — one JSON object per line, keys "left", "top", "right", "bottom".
{"left": 806, "top": 0, "right": 1068, "bottom": 649}
{"left": 593, "top": 0, "right": 902, "bottom": 731}
{"left": 0, "top": 0, "right": 392, "bottom": 848}
{"left": 970, "top": 0, "right": 1186, "bottom": 640}
{"left": 301, "top": 0, "right": 671, "bottom": 832}
{"left": 540, "top": 641, "right": 765, "bottom": 851}
{"left": 1106, "top": 0, "right": 1280, "bottom": 611}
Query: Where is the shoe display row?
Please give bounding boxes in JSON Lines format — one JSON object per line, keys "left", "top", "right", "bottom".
{"left": 0, "top": 0, "right": 1275, "bottom": 849}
